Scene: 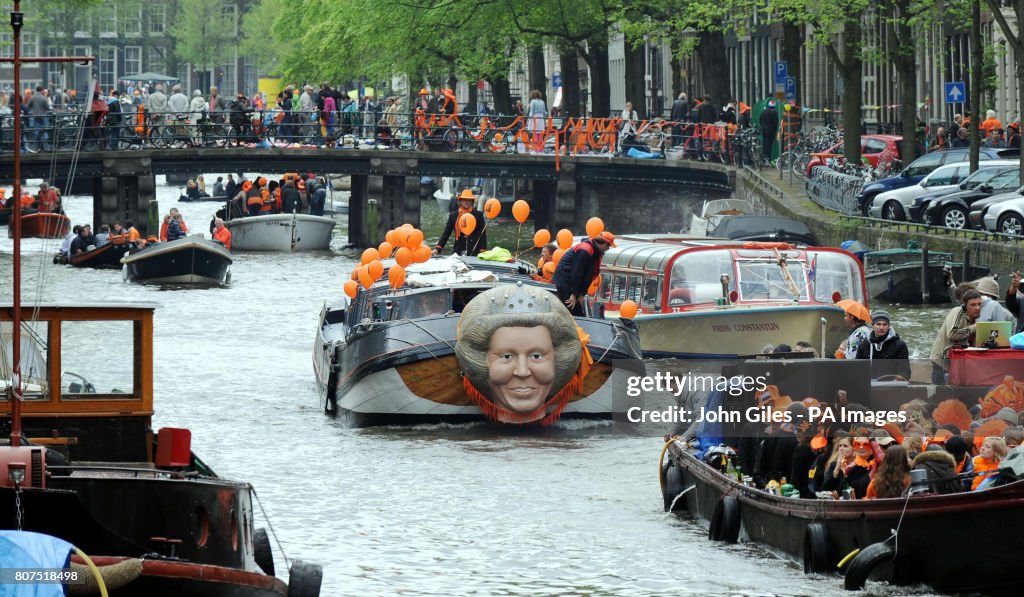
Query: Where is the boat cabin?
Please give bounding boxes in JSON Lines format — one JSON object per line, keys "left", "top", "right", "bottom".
{"left": 596, "top": 236, "right": 866, "bottom": 314}
{"left": 2, "top": 303, "right": 156, "bottom": 462}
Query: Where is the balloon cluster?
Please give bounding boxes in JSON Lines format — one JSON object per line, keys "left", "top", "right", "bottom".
{"left": 343, "top": 223, "right": 433, "bottom": 298}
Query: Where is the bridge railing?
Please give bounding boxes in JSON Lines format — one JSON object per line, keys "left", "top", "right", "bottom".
{"left": 1, "top": 108, "right": 752, "bottom": 162}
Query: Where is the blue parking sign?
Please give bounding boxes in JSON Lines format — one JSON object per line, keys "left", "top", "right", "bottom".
{"left": 785, "top": 77, "right": 796, "bottom": 101}
{"left": 774, "top": 61, "right": 788, "bottom": 85}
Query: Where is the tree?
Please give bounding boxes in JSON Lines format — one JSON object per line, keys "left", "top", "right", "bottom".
{"left": 169, "top": 0, "right": 238, "bottom": 89}
{"left": 984, "top": 0, "right": 1024, "bottom": 179}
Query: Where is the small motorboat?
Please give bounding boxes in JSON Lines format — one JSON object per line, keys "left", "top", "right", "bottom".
{"left": 121, "top": 236, "right": 232, "bottom": 285}
{"left": 864, "top": 246, "right": 990, "bottom": 304}
{"left": 223, "top": 212, "right": 336, "bottom": 251}
{"left": 8, "top": 211, "right": 70, "bottom": 239}
{"left": 178, "top": 193, "right": 230, "bottom": 203}
{"left": 54, "top": 236, "right": 131, "bottom": 269}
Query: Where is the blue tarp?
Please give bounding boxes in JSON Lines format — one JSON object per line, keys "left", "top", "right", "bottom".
{"left": 626, "top": 147, "right": 661, "bottom": 159}
{"left": 0, "top": 531, "right": 73, "bottom": 596}
{"left": 692, "top": 387, "right": 726, "bottom": 458}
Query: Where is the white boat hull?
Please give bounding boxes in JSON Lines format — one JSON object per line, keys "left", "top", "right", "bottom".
{"left": 223, "top": 213, "right": 335, "bottom": 251}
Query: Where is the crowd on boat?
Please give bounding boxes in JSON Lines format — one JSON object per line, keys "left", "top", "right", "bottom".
{"left": 215, "top": 172, "right": 329, "bottom": 219}
{"left": 0, "top": 181, "right": 63, "bottom": 215}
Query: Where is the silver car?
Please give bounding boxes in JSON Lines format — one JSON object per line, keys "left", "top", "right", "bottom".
{"left": 982, "top": 194, "right": 1024, "bottom": 235}
{"left": 868, "top": 160, "right": 1018, "bottom": 220}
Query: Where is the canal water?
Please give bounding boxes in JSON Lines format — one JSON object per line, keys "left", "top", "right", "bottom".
{"left": 1, "top": 177, "right": 949, "bottom": 596}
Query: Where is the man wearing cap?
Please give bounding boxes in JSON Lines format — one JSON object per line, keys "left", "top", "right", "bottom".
{"left": 433, "top": 189, "right": 486, "bottom": 257}
{"left": 553, "top": 230, "right": 616, "bottom": 315}
{"left": 855, "top": 310, "right": 911, "bottom": 380}
{"left": 972, "top": 277, "right": 1014, "bottom": 323}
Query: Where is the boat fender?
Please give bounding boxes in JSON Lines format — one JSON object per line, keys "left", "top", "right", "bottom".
{"left": 802, "top": 522, "right": 832, "bottom": 574}
{"left": 287, "top": 560, "right": 323, "bottom": 597}
{"left": 253, "top": 528, "right": 275, "bottom": 576}
{"left": 843, "top": 541, "right": 895, "bottom": 590}
{"left": 662, "top": 463, "right": 687, "bottom": 512}
{"left": 708, "top": 495, "right": 740, "bottom": 543}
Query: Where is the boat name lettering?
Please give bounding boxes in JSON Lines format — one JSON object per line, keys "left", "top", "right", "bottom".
{"left": 710, "top": 322, "right": 781, "bottom": 333}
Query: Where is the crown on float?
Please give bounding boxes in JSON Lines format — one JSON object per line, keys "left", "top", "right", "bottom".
{"left": 490, "top": 281, "right": 553, "bottom": 314}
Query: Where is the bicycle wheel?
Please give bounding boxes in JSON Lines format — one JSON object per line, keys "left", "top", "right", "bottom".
{"left": 489, "top": 131, "right": 514, "bottom": 153}
{"left": 149, "top": 125, "right": 172, "bottom": 148}
{"left": 793, "top": 153, "right": 811, "bottom": 178}
{"left": 441, "top": 128, "right": 463, "bottom": 152}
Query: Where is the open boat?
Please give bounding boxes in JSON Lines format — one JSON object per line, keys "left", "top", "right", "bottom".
{"left": 595, "top": 235, "right": 866, "bottom": 358}
{"left": 223, "top": 213, "right": 335, "bottom": 251}
{"left": 121, "top": 236, "right": 232, "bottom": 285}
{"left": 54, "top": 236, "right": 130, "bottom": 269}
{"left": 313, "top": 256, "right": 642, "bottom": 426}
{"left": 864, "top": 247, "right": 990, "bottom": 304}
{"left": 8, "top": 211, "right": 70, "bottom": 239}
{"left": 687, "top": 198, "right": 753, "bottom": 236}
{"left": 661, "top": 438, "right": 1024, "bottom": 595}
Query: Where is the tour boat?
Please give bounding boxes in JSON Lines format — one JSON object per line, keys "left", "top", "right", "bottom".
{"left": 596, "top": 235, "right": 866, "bottom": 358}
{"left": 661, "top": 438, "right": 1024, "bottom": 595}
{"left": 121, "top": 236, "right": 232, "bottom": 285}
{"left": 223, "top": 212, "right": 336, "bottom": 251}
{"left": 312, "top": 256, "right": 643, "bottom": 426}
{"left": 8, "top": 211, "right": 70, "bottom": 239}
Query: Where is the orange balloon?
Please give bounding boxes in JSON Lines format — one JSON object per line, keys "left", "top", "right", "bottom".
{"left": 388, "top": 264, "right": 406, "bottom": 288}
{"left": 458, "top": 212, "right": 477, "bottom": 236}
{"left": 512, "top": 199, "right": 530, "bottom": 224}
{"left": 413, "top": 244, "right": 432, "bottom": 263}
{"left": 620, "top": 299, "right": 639, "bottom": 319}
{"left": 585, "top": 217, "right": 605, "bottom": 238}
{"left": 368, "top": 259, "right": 384, "bottom": 280}
{"left": 542, "top": 261, "right": 556, "bottom": 277}
{"left": 409, "top": 229, "right": 424, "bottom": 247}
{"left": 394, "top": 246, "right": 413, "bottom": 267}
{"left": 357, "top": 266, "right": 374, "bottom": 289}
{"left": 343, "top": 279, "right": 358, "bottom": 298}
{"left": 378, "top": 241, "right": 394, "bottom": 259}
{"left": 350, "top": 266, "right": 360, "bottom": 280}
{"left": 361, "top": 248, "right": 380, "bottom": 265}
{"left": 385, "top": 229, "right": 396, "bottom": 245}
{"left": 588, "top": 276, "right": 601, "bottom": 296}
{"left": 484, "top": 198, "right": 501, "bottom": 219}
{"left": 552, "top": 248, "right": 565, "bottom": 264}
{"left": 556, "top": 229, "right": 573, "bottom": 250}
{"left": 401, "top": 223, "right": 414, "bottom": 230}
{"left": 533, "top": 229, "right": 551, "bottom": 248}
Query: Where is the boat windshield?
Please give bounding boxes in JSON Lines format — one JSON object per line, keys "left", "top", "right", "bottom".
{"left": 668, "top": 250, "right": 736, "bottom": 305}
{"left": 1, "top": 321, "right": 49, "bottom": 399}
{"left": 807, "top": 250, "right": 866, "bottom": 303}
{"left": 736, "top": 259, "right": 808, "bottom": 301}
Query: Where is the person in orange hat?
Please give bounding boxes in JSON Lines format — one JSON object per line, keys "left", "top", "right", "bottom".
{"left": 552, "top": 229, "right": 616, "bottom": 315}
{"left": 433, "top": 189, "right": 486, "bottom": 257}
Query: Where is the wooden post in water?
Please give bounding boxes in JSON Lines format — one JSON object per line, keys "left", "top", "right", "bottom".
{"left": 963, "top": 246, "right": 971, "bottom": 281}
{"left": 921, "top": 242, "right": 930, "bottom": 303}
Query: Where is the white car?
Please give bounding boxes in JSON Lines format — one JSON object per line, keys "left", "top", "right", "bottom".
{"left": 982, "top": 195, "right": 1024, "bottom": 235}
{"left": 868, "top": 160, "right": 1017, "bottom": 221}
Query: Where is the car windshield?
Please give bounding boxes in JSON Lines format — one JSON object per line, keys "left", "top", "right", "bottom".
{"left": 962, "top": 167, "right": 1011, "bottom": 189}
{"left": 987, "top": 170, "right": 1021, "bottom": 189}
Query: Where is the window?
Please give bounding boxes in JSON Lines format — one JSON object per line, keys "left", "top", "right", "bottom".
{"left": 22, "top": 32, "right": 38, "bottom": 54}
{"left": 611, "top": 274, "right": 627, "bottom": 303}
{"left": 99, "top": 46, "right": 116, "bottom": 92}
{"left": 597, "top": 273, "right": 612, "bottom": 301}
{"left": 74, "top": 14, "right": 92, "bottom": 37}
{"left": 221, "top": 3, "right": 238, "bottom": 36}
{"left": 642, "top": 278, "right": 660, "bottom": 308}
{"left": 626, "top": 276, "right": 643, "bottom": 304}
{"left": 807, "top": 251, "right": 865, "bottom": 304}
{"left": 0, "top": 32, "right": 10, "bottom": 58}
{"left": 121, "top": 7, "right": 141, "bottom": 35}
{"left": 903, "top": 152, "right": 942, "bottom": 177}
{"left": 124, "top": 46, "right": 142, "bottom": 77}
{"left": 1, "top": 321, "right": 50, "bottom": 400}
{"left": 864, "top": 139, "right": 887, "bottom": 154}
{"left": 988, "top": 170, "right": 1020, "bottom": 190}
{"left": 99, "top": 5, "right": 116, "bottom": 36}
{"left": 149, "top": 6, "right": 165, "bottom": 34}
{"left": 60, "top": 321, "right": 135, "bottom": 396}
{"left": 668, "top": 250, "right": 735, "bottom": 305}
{"left": 737, "top": 260, "right": 808, "bottom": 301}
{"left": 925, "top": 166, "right": 958, "bottom": 187}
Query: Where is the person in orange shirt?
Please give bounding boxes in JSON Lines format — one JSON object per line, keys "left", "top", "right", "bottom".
{"left": 971, "top": 436, "right": 1007, "bottom": 490}
{"left": 534, "top": 242, "right": 557, "bottom": 282}
{"left": 125, "top": 220, "right": 141, "bottom": 242}
{"left": 980, "top": 110, "right": 1003, "bottom": 139}
{"left": 213, "top": 217, "right": 232, "bottom": 250}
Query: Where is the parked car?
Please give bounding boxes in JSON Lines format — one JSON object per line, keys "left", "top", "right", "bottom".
{"left": 969, "top": 189, "right": 1024, "bottom": 230}
{"left": 907, "top": 166, "right": 1015, "bottom": 222}
{"left": 855, "top": 147, "right": 1020, "bottom": 216}
{"left": 869, "top": 161, "right": 981, "bottom": 220}
{"left": 805, "top": 135, "right": 903, "bottom": 177}
{"left": 923, "top": 167, "right": 1021, "bottom": 228}
{"left": 982, "top": 194, "right": 1024, "bottom": 235}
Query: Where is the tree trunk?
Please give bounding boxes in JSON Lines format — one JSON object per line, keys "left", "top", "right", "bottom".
{"left": 892, "top": 3, "right": 917, "bottom": 163}
{"left": 670, "top": 37, "right": 683, "bottom": 100}
{"left": 528, "top": 45, "right": 547, "bottom": 102}
{"left": 558, "top": 46, "right": 581, "bottom": 117}
{"left": 583, "top": 42, "right": 612, "bottom": 117}
{"left": 467, "top": 83, "right": 478, "bottom": 114}
{"left": 492, "top": 77, "right": 512, "bottom": 116}
{"left": 841, "top": 18, "right": 863, "bottom": 164}
{"left": 970, "top": 0, "right": 981, "bottom": 172}
{"left": 781, "top": 22, "right": 803, "bottom": 105}
{"left": 696, "top": 29, "right": 731, "bottom": 107}
{"left": 624, "top": 36, "right": 647, "bottom": 118}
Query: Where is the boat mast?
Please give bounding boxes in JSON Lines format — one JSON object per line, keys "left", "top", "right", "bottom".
{"left": 4, "top": 1, "right": 93, "bottom": 446}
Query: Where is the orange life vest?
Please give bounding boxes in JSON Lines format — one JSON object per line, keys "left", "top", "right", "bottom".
{"left": 213, "top": 226, "right": 232, "bottom": 250}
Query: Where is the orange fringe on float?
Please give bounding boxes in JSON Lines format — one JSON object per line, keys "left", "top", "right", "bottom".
{"left": 463, "top": 370, "right": 584, "bottom": 425}
{"left": 933, "top": 399, "right": 973, "bottom": 432}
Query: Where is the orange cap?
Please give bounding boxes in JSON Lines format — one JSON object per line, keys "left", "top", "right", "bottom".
{"left": 242, "top": 181, "right": 253, "bottom": 191}
{"left": 810, "top": 435, "right": 828, "bottom": 450}
{"left": 597, "top": 231, "right": 616, "bottom": 247}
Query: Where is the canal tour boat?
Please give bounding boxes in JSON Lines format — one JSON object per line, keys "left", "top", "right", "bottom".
{"left": 223, "top": 213, "right": 336, "bottom": 251}
{"left": 863, "top": 246, "right": 990, "bottom": 304}
{"left": 121, "top": 236, "right": 232, "bottom": 285}
{"left": 595, "top": 235, "right": 866, "bottom": 358}
{"left": 660, "top": 438, "right": 1024, "bottom": 595}
{"left": 312, "top": 256, "right": 643, "bottom": 426}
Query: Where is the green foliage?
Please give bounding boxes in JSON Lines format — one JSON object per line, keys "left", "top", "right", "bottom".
{"left": 169, "top": 0, "right": 237, "bottom": 71}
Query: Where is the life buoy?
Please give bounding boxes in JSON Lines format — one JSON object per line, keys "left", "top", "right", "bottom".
{"left": 708, "top": 495, "right": 740, "bottom": 543}
{"left": 661, "top": 462, "right": 687, "bottom": 512}
{"left": 802, "top": 522, "right": 832, "bottom": 574}
{"left": 287, "top": 560, "right": 323, "bottom": 597}
{"left": 843, "top": 541, "right": 895, "bottom": 590}
{"left": 253, "top": 528, "right": 275, "bottom": 576}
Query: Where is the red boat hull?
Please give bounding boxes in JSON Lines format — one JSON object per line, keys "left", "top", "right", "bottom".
{"left": 9, "top": 211, "right": 71, "bottom": 239}
{"left": 79, "top": 556, "right": 287, "bottom": 596}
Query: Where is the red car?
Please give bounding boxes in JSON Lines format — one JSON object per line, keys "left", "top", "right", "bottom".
{"left": 805, "top": 134, "right": 904, "bottom": 177}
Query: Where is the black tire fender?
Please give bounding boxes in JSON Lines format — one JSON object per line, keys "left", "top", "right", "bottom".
{"left": 287, "top": 560, "right": 323, "bottom": 597}
{"left": 253, "top": 527, "right": 275, "bottom": 576}
{"left": 843, "top": 541, "right": 895, "bottom": 590}
{"left": 802, "top": 522, "right": 832, "bottom": 574}
{"left": 708, "top": 495, "right": 740, "bottom": 543}
{"left": 662, "top": 463, "right": 687, "bottom": 513}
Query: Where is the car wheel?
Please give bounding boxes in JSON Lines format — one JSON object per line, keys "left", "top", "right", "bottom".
{"left": 941, "top": 205, "right": 968, "bottom": 229}
{"left": 883, "top": 201, "right": 905, "bottom": 221}
{"left": 997, "top": 212, "right": 1024, "bottom": 235}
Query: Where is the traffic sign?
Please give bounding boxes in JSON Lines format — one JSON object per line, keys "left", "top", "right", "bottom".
{"left": 552, "top": 72, "right": 562, "bottom": 89}
{"left": 944, "top": 81, "right": 966, "bottom": 104}
{"left": 785, "top": 76, "right": 797, "bottom": 101}
{"left": 774, "top": 61, "right": 788, "bottom": 85}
